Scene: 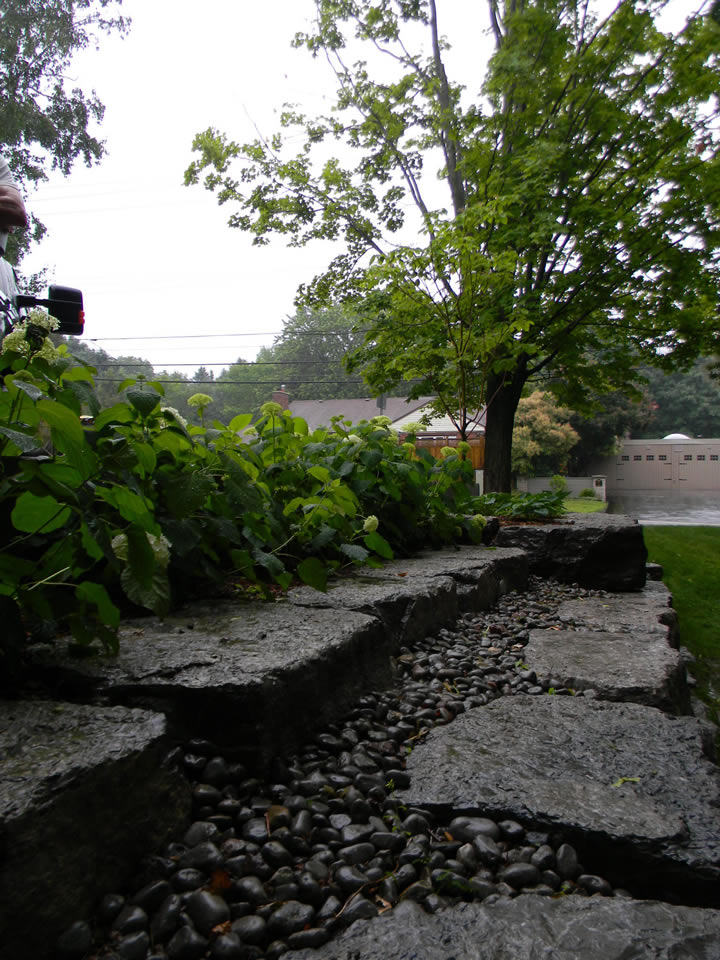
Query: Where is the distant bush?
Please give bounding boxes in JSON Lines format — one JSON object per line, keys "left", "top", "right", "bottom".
{"left": 549, "top": 474, "right": 569, "bottom": 496}
{"left": 471, "top": 490, "right": 566, "bottom": 520}
{"left": 578, "top": 488, "right": 597, "bottom": 499}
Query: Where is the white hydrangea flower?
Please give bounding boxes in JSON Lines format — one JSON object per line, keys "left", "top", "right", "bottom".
{"left": 1, "top": 328, "right": 31, "bottom": 356}
{"left": 161, "top": 406, "right": 188, "bottom": 429}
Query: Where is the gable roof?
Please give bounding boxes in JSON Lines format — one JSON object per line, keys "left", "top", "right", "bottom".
{"left": 288, "top": 396, "right": 435, "bottom": 432}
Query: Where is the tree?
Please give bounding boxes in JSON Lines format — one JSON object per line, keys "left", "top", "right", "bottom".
{"left": 1, "top": 0, "right": 130, "bottom": 262}
{"left": 567, "top": 387, "right": 655, "bottom": 474}
{"left": 512, "top": 391, "right": 579, "bottom": 477}
{"left": 186, "top": 0, "right": 720, "bottom": 490}
{"left": 255, "top": 305, "right": 367, "bottom": 402}
{"left": 638, "top": 358, "right": 720, "bottom": 438}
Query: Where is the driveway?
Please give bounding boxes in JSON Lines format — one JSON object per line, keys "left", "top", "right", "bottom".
{"left": 607, "top": 490, "right": 720, "bottom": 526}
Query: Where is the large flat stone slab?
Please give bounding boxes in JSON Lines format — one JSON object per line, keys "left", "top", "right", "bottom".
{"left": 0, "top": 700, "right": 190, "bottom": 960}
{"left": 524, "top": 628, "right": 689, "bottom": 713}
{"left": 491, "top": 514, "right": 647, "bottom": 590}
{"left": 292, "top": 897, "right": 720, "bottom": 960}
{"left": 289, "top": 574, "right": 459, "bottom": 650}
{"left": 288, "top": 547, "right": 528, "bottom": 648}
{"left": 30, "top": 603, "right": 390, "bottom": 765}
{"left": 399, "top": 696, "right": 720, "bottom": 902}
{"left": 558, "top": 584, "right": 679, "bottom": 647}
{"left": 358, "top": 545, "right": 529, "bottom": 610}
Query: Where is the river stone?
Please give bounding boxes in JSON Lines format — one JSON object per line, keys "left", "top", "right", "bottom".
{"left": 28, "top": 603, "right": 391, "bottom": 764}
{"left": 490, "top": 514, "right": 647, "bottom": 590}
{"left": 523, "top": 629, "right": 689, "bottom": 713}
{"left": 289, "top": 896, "right": 720, "bottom": 960}
{"left": 398, "top": 696, "right": 720, "bottom": 902}
{"left": 0, "top": 700, "right": 190, "bottom": 960}
{"left": 557, "top": 585, "right": 679, "bottom": 647}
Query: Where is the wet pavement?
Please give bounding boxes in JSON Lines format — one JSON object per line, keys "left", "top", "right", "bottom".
{"left": 607, "top": 490, "right": 720, "bottom": 526}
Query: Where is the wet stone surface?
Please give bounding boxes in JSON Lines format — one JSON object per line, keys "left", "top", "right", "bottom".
{"left": 289, "top": 897, "right": 720, "bottom": 960}
{"left": 523, "top": 628, "right": 688, "bottom": 713}
{"left": 400, "top": 696, "right": 720, "bottom": 901}
{"left": 49, "top": 577, "right": 714, "bottom": 960}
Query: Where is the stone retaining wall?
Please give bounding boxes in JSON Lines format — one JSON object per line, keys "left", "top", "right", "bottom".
{"left": 1, "top": 513, "right": 712, "bottom": 958}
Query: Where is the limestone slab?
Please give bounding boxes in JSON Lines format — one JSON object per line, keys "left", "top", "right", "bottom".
{"left": 291, "top": 897, "right": 720, "bottom": 960}
{"left": 288, "top": 547, "right": 528, "bottom": 648}
{"left": 0, "top": 700, "right": 190, "bottom": 960}
{"left": 357, "top": 545, "right": 529, "bottom": 611}
{"left": 524, "top": 628, "right": 689, "bottom": 713}
{"left": 399, "top": 696, "right": 720, "bottom": 901}
{"left": 288, "top": 574, "right": 458, "bottom": 650}
{"left": 558, "top": 584, "right": 679, "bottom": 647}
{"left": 30, "top": 603, "right": 390, "bottom": 763}
{"left": 491, "top": 514, "right": 647, "bottom": 590}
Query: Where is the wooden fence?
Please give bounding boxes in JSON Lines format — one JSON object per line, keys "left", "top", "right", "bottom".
{"left": 412, "top": 436, "right": 485, "bottom": 470}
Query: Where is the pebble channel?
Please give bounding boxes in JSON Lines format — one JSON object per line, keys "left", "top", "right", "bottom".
{"left": 57, "top": 577, "right": 641, "bottom": 960}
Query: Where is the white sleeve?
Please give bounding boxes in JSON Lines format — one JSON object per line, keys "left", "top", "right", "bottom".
{"left": 0, "top": 157, "right": 20, "bottom": 257}
{"left": 0, "top": 157, "right": 17, "bottom": 189}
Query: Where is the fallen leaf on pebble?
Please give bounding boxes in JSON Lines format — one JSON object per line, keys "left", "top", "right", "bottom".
{"left": 209, "top": 869, "right": 232, "bottom": 893}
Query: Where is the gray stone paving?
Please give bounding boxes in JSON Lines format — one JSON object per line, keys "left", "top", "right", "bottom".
{"left": 291, "top": 896, "right": 720, "bottom": 960}
{"left": 398, "top": 695, "right": 720, "bottom": 900}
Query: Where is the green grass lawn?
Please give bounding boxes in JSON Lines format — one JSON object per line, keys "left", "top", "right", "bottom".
{"left": 564, "top": 497, "right": 607, "bottom": 514}
{"left": 643, "top": 526, "right": 720, "bottom": 712}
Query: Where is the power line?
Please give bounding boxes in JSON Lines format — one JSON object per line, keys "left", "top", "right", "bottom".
{"left": 94, "top": 378, "right": 370, "bottom": 385}
{"left": 78, "top": 329, "right": 368, "bottom": 342}
{"left": 92, "top": 360, "right": 350, "bottom": 367}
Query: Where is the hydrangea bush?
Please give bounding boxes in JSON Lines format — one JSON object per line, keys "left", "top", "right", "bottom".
{"left": 0, "top": 321, "right": 488, "bottom": 676}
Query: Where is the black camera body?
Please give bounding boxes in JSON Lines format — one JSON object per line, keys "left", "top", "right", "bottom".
{"left": 16, "top": 285, "right": 85, "bottom": 335}
{"left": 1, "top": 272, "right": 84, "bottom": 341}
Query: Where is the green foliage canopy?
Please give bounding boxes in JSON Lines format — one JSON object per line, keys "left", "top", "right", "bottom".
{"left": 186, "top": 0, "right": 720, "bottom": 492}
{"left": 0, "top": 0, "right": 130, "bottom": 261}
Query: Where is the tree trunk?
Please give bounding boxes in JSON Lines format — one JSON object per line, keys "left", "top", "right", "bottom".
{"left": 482, "top": 365, "right": 527, "bottom": 493}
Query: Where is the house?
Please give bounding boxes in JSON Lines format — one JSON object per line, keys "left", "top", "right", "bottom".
{"left": 270, "top": 388, "right": 486, "bottom": 477}
{"left": 270, "top": 388, "right": 485, "bottom": 439}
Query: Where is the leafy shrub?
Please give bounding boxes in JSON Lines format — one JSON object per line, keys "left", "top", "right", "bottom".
{"left": 471, "top": 490, "right": 567, "bottom": 520}
{"left": 0, "top": 322, "right": 484, "bottom": 674}
{"left": 549, "top": 474, "right": 569, "bottom": 496}
{"left": 578, "top": 488, "right": 597, "bottom": 499}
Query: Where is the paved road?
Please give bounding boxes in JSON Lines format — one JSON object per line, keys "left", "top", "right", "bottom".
{"left": 607, "top": 490, "right": 720, "bottom": 526}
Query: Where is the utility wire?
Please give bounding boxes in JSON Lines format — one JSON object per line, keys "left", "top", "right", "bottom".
{"left": 79, "top": 329, "right": 367, "bottom": 342}
{"left": 92, "top": 360, "right": 350, "bottom": 367}
{"left": 94, "top": 378, "right": 371, "bottom": 385}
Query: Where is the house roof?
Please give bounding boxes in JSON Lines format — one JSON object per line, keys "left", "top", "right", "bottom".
{"left": 288, "top": 396, "right": 435, "bottom": 432}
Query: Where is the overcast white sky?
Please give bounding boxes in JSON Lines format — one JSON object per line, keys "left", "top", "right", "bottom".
{"left": 19, "top": 0, "right": 690, "bottom": 377}
{"left": 19, "top": 0, "right": 489, "bottom": 375}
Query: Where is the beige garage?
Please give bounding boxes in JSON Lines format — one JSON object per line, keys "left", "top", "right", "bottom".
{"left": 596, "top": 437, "right": 720, "bottom": 492}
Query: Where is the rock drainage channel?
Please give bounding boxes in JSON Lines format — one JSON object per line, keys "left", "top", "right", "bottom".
{"left": 57, "top": 577, "right": 660, "bottom": 960}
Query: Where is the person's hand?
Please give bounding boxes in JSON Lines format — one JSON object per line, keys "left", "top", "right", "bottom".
{"left": 0, "top": 185, "right": 28, "bottom": 229}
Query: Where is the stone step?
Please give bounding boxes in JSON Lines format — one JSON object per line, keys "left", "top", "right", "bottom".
{"left": 288, "top": 545, "right": 528, "bottom": 647}
{"left": 557, "top": 581, "right": 679, "bottom": 646}
{"left": 0, "top": 700, "right": 190, "bottom": 960}
{"left": 522, "top": 583, "right": 689, "bottom": 713}
{"left": 523, "top": 627, "right": 689, "bottom": 712}
{"left": 291, "top": 896, "right": 720, "bottom": 960}
{"left": 27, "top": 546, "right": 527, "bottom": 767}
{"left": 397, "top": 695, "right": 720, "bottom": 904}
